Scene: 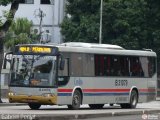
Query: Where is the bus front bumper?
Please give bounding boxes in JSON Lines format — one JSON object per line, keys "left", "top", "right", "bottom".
{"left": 8, "top": 94, "right": 57, "bottom": 105}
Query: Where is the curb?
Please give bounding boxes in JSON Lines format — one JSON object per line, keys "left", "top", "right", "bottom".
{"left": 0, "top": 102, "right": 27, "bottom": 106}
{"left": 33, "top": 109, "right": 160, "bottom": 120}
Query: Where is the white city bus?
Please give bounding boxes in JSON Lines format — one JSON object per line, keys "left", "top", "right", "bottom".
{"left": 5, "top": 42, "right": 157, "bottom": 110}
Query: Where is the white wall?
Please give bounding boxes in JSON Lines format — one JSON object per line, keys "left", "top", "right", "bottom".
{"left": 0, "top": 0, "right": 66, "bottom": 43}
{"left": 16, "top": 4, "right": 54, "bottom": 26}
{"left": 53, "top": 0, "right": 65, "bottom": 43}
{"left": 0, "top": 2, "right": 54, "bottom": 26}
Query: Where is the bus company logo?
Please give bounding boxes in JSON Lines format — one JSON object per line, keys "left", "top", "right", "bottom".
{"left": 142, "top": 114, "right": 159, "bottom": 120}
{"left": 142, "top": 114, "right": 148, "bottom": 120}
{"left": 74, "top": 78, "right": 83, "bottom": 86}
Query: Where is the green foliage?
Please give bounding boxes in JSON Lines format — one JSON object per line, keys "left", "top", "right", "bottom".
{"left": 4, "top": 32, "right": 32, "bottom": 49}
{"left": 61, "top": 0, "right": 100, "bottom": 43}
{"left": 0, "top": 1, "right": 13, "bottom": 26}
{"left": 10, "top": 18, "right": 33, "bottom": 35}
{"left": 61, "top": 0, "right": 160, "bottom": 65}
{"left": 61, "top": 0, "right": 160, "bottom": 50}
{"left": 0, "top": 0, "right": 12, "bottom": 6}
{"left": 102, "top": 0, "right": 148, "bottom": 49}
{"left": 0, "top": 10, "right": 18, "bottom": 27}
{"left": 4, "top": 18, "right": 33, "bottom": 50}
{"left": 61, "top": 14, "right": 99, "bottom": 43}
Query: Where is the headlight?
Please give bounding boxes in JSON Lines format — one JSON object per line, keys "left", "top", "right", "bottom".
{"left": 8, "top": 92, "right": 16, "bottom": 96}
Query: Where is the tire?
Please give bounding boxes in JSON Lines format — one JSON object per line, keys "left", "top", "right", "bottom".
{"left": 28, "top": 103, "right": 41, "bottom": 110}
{"left": 67, "top": 90, "right": 82, "bottom": 110}
{"left": 89, "top": 104, "right": 104, "bottom": 109}
{"left": 120, "top": 90, "right": 138, "bottom": 109}
{"left": 120, "top": 103, "right": 129, "bottom": 108}
{"left": 109, "top": 104, "right": 114, "bottom": 106}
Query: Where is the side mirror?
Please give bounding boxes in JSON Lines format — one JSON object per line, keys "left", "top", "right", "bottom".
{"left": 3, "top": 60, "right": 7, "bottom": 69}
{"left": 60, "top": 59, "right": 65, "bottom": 70}
{"left": 3, "top": 52, "right": 13, "bottom": 69}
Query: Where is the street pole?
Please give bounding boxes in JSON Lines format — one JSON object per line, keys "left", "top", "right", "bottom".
{"left": 34, "top": 8, "right": 46, "bottom": 43}
{"left": 0, "top": 73, "right": 2, "bottom": 103}
{"left": 0, "top": 33, "right": 4, "bottom": 103}
{"left": 99, "top": 0, "right": 103, "bottom": 44}
{"left": 39, "top": 8, "right": 43, "bottom": 43}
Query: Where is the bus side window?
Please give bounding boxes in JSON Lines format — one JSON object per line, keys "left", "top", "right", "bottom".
{"left": 95, "top": 55, "right": 105, "bottom": 76}
{"left": 121, "top": 57, "right": 129, "bottom": 76}
{"left": 95, "top": 55, "right": 130, "bottom": 77}
{"left": 130, "top": 57, "right": 144, "bottom": 77}
{"left": 148, "top": 57, "right": 156, "bottom": 77}
{"left": 58, "top": 58, "right": 69, "bottom": 77}
{"left": 58, "top": 58, "right": 69, "bottom": 86}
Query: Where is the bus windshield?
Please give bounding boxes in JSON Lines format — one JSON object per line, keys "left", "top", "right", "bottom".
{"left": 10, "top": 55, "right": 57, "bottom": 87}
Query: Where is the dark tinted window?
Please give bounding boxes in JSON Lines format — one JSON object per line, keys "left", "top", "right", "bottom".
{"left": 41, "top": 0, "right": 51, "bottom": 4}
{"left": 130, "top": 57, "right": 144, "bottom": 77}
{"left": 20, "top": 0, "right": 34, "bottom": 4}
{"left": 148, "top": 57, "right": 156, "bottom": 77}
{"left": 94, "top": 55, "right": 156, "bottom": 77}
{"left": 95, "top": 55, "right": 129, "bottom": 76}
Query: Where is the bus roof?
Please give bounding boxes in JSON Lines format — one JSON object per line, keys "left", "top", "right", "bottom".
{"left": 61, "top": 42, "right": 124, "bottom": 50}
{"left": 16, "top": 42, "right": 157, "bottom": 57}
{"left": 58, "top": 42, "right": 156, "bottom": 57}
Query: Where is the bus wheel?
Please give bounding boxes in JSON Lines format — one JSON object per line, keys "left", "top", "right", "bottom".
{"left": 67, "top": 90, "right": 82, "bottom": 110}
{"left": 110, "top": 104, "right": 114, "bottom": 106}
{"left": 28, "top": 103, "right": 41, "bottom": 110}
{"left": 89, "top": 104, "right": 104, "bottom": 109}
{"left": 120, "top": 90, "right": 138, "bottom": 109}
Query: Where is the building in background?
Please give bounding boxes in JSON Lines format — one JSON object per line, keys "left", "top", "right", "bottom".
{"left": 0, "top": 0, "right": 66, "bottom": 97}
{"left": 0, "top": 0, "right": 66, "bottom": 44}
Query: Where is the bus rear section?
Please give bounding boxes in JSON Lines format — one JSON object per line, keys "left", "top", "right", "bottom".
{"left": 56, "top": 50, "right": 157, "bottom": 109}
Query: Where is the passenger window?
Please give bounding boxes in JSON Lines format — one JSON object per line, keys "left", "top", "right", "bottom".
{"left": 58, "top": 58, "right": 69, "bottom": 77}
{"left": 130, "top": 57, "right": 144, "bottom": 77}
{"left": 95, "top": 55, "right": 129, "bottom": 77}
{"left": 58, "top": 58, "right": 69, "bottom": 86}
{"left": 148, "top": 57, "right": 156, "bottom": 77}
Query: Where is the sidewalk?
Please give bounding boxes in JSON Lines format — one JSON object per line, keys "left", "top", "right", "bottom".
{"left": 1, "top": 98, "right": 8, "bottom": 103}
{"left": 156, "top": 97, "right": 160, "bottom": 101}
{"left": 0, "top": 98, "right": 27, "bottom": 106}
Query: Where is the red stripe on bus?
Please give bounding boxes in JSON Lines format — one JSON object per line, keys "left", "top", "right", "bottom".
{"left": 58, "top": 89, "right": 73, "bottom": 92}
{"left": 139, "top": 89, "right": 156, "bottom": 92}
{"left": 58, "top": 88, "right": 156, "bottom": 93}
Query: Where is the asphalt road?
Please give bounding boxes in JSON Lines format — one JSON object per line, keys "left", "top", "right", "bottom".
{"left": 0, "top": 101, "right": 160, "bottom": 120}
{"left": 75, "top": 114, "right": 160, "bottom": 120}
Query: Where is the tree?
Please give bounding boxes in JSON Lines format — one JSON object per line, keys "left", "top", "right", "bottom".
{"left": 144, "top": 0, "right": 160, "bottom": 74}
{"left": 4, "top": 18, "right": 33, "bottom": 50}
{"left": 61, "top": 0, "right": 160, "bottom": 47}
{"left": 61, "top": 0, "right": 148, "bottom": 48}
{"left": 0, "top": 0, "right": 20, "bottom": 103}
{"left": 61, "top": 0, "right": 101, "bottom": 43}
{"left": 61, "top": 0, "right": 160, "bottom": 63}
{"left": 102, "top": 0, "right": 148, "bottom": 49}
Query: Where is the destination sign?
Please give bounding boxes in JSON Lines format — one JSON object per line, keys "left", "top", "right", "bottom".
{"left": 19, "top": 46, "right": 52, "bottom": 53}
{"left": 16, "top": 46, "right": 58, "bottom": 55}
